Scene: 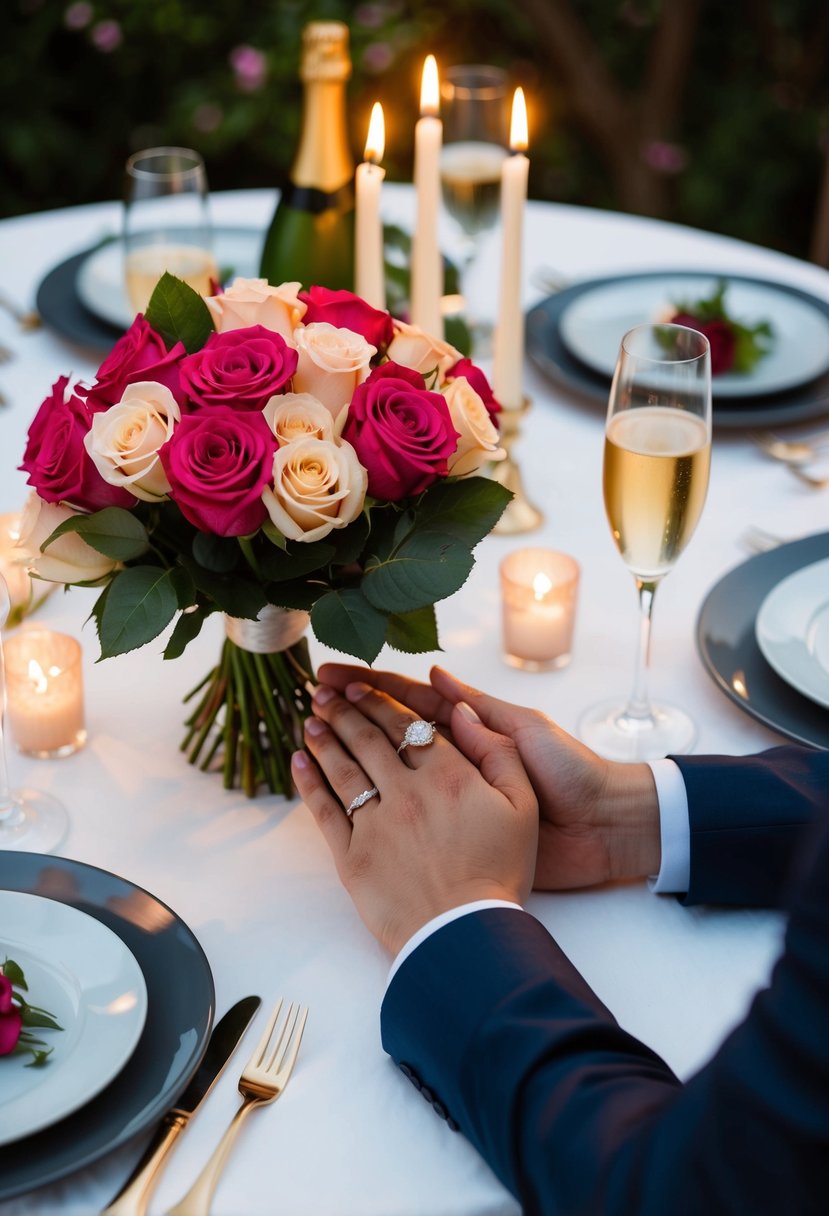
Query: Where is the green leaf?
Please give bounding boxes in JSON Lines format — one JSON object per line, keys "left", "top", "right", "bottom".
{"left": 327, "top": 514, "right": 371, "bottom": 565}
{"left": 98, "top": 566, "right": 180, "bottom": 658}
{"left": 169, "top": 565, "right": 197, "bottom": 610}
{"left": 20, "top": 1008, "right": 62, "bottom": 1031}
{"left": 144, "top": 272, "right": 214, "bottom": 353}
{"left": 164, "top": 603, "right": 213, "bottom": 660}
{"left": 410, "top": 479, "right": 513, "bottom": 548}
{"left": 311, "top": 590, "right": 387, "bottom": 665}
{"left": 192, "top": 532, "right": 240, "bottom": 574}
{"left": 262, "top": 520, "right": 288, "bottom": 550}
{"left": 2, "top": 958, "right": 26, "bottom": 989}
{"left": 266, "top": 580, "right": 323, "bottom": 611}
{"left": 181, "top": 558, "right": 268, "bottom": 619}
{"left": 259, "top": 539, "right": 335, "bottom": 582}
{"left": 43, "top": 508, "right": 150, "bottom": 561}
{"left": 385, "top": 605, "right": 441, "bottom": 654}
{"left": 363, "top": 532, "right": 474, "bottom": 614}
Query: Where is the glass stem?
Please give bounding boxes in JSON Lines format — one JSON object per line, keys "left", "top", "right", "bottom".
{"left": 626, "top": 578, "right": 659, "bottom": 721}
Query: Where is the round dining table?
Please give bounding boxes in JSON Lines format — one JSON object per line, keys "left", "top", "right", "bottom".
{"left": 0, "top": 186, "right": 827, "bottom": 1215}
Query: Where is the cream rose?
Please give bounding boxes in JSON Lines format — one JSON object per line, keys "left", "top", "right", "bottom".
{"left": 204, "top": 277, "right": 306, "bottom": 342}
{"left": 292, "top": 323, "right": 375, "bottom": 418}
{"left": 16, "top": 493, "right": 118, "bottom": 584}
{"left": 387, "top": 320, "right": 462, "bottom": 383}
{"left": 84, "top": 382, "right": 180, "bottom": 501}
{"left": 262, "top": 436, "right": 367, "bottom": 543}
{"left": 442, "top": 376, "right": 506, "bottom": 477}
{"left": 263, "top": 392, "right": 334, "bottom": 444}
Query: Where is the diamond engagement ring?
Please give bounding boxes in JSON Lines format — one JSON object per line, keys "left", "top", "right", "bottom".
{"left": 397, "top": 720, "right": 436, "bottom": 754}
{"left": 345, "top": 787, "right": 379, "bottom": 816}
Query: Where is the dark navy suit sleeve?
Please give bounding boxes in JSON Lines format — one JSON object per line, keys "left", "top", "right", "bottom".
{"left": 381, "top": 748, "right": 829, "bottom": 1215}
{"left": 673, "top": 745, "right": 829, "bottom": 906}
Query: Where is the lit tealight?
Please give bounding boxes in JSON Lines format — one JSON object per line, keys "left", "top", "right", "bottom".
{"left": 501, "top": 548, "right": 580, "bottom": 671}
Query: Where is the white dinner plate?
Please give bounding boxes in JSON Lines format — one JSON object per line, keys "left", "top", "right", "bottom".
{"left": 76, "top": 226, "right": 265, "bottom": 330}
{"left": 0, "top": 891, "right": 148, "bottom": 1146}
{"left": 755, "top": 557, "right": 829, "bottom": 709}
{"left": 558, "top": 274, "right": 829, "bottom": 397}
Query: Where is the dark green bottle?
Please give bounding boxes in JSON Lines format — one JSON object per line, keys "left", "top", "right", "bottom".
{"left": 259, "top": 21, "right": 355, "bottom": 290}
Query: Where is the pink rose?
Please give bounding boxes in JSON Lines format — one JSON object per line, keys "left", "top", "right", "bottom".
{"left": 299, "top": 286, "right": 393, "bottom": 353}
{"left": 160, "top": 407, "right": 277, "bottom": 536}
{"left": 671, "top": 313, "right": 736, "bottom": 375}
{"left": 446, "top": 358, "right": 501, "bottom": 420}
{"left": 339, "top": 362, "right": 459, "bottom": 501}
{"left": 0, "top": 975, "right": 21, "bottom": 1056}
{"left": 20, "top": 376, "right": 136, "bottom": 511}
{"left": 82, "top": 316, "right": 186, "bottom": 410}
{"left": 180, "top": 326, "right": 298, "bottom": 411}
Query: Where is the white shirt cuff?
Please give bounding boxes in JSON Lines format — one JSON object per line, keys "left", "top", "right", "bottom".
{"left": 647, "top": 758, "right": 690, "bottom": 894}
{"left": 386, "top": 900, "right": 524, "bottom": 989}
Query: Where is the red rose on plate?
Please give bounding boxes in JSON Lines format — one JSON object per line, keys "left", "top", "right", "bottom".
{"left": 299, "top": 286, "right": 394, "bottom": 353}
{"left": 340, "top": 362, "right": 459, "bottom": 501}
{"left": 446, "top": 357, "right": 501, "bottom": 419}
{"left": 671, "top": 313, "right": 736, "bottom": 376}
{"left": 0, "top": 974, "right": 21, "bottom": 1056}
{"left": 159, "top": 406, "right": 277, "bottom": 536}
{"left": 82, "top": 315, "right": 186, "bottom": 409}
{"left": 180, "top": 326, "right": 298, "bottom": 411}
{"left": 20, "top": 376, "right": 136, "bottom": 511}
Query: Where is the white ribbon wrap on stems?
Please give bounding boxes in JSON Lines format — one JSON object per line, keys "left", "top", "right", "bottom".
{"left": 223, "top": 606, "right": 310, "bottom": 654}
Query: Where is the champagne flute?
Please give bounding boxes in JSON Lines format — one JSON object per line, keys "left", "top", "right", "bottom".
{"left": 579, "top": 324, "right": 712, "bottom": 761}
{"left": 439, "top": 65, "right": 508, "bottom": 352}
{"left": 123, "top": 147, "right": 217, "bottom": 315}
{"left": 0, "top": 574, "right": 69, "bottom": 852}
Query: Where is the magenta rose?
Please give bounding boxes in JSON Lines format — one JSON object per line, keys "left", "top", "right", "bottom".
{"left": 20, "top": 376, "right": 136, "bottom": 511}
{"left": 671, "top": 313, "right": 736, "bottom": 376}
{"left": 0, "top": 975, "right": 21, "bottom": 1056}
{"left": 446, "top": 357, "right": 501, "bottom": 420}
{"left": 180, "top": 326, "right": 298, "bottom": 411}
{"left": 82, "top": 316, "right": 186, "bottom": 410}
{"left": 340, "top": 362, "right": 459, "bottom": 501}
{"left": 299, "top": 286, "right": 394, "bottom": 353}
{"left": 159, "top": 406, "right": 277, "bottom": 536}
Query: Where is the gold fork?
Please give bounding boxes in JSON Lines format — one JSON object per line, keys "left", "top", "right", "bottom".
{"left": 166, "top": 999, "right": 308, "bottom": 1216}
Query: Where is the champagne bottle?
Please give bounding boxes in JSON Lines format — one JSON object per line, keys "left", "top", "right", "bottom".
{"left": 259, "top": 21, "right": 355, "bottom": 290}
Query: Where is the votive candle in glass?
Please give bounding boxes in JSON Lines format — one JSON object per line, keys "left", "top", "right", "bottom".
{"left": 3, "top": 630, "right": 87, "bottom": 757}
{"left": 500, "top": 548, "right": 580, "bottom": 671}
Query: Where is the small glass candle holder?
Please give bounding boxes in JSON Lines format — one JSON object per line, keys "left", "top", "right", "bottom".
{"left": 3, "top": 630, "right": 87, "bottom": 758}
{"left": 500, "top": 548, "right": 580, "bottom": 671}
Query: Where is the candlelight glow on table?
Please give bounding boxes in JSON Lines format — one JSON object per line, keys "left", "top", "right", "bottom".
{"left": 500, "top": 548, "right": 580, "bottom": 670}
{"left": 4, "top": 630, "right": 87, "bottom": 758}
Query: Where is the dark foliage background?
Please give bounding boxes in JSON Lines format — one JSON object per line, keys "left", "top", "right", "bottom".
{"left": 3, "top": 0, "right": 828, "bottom": 260}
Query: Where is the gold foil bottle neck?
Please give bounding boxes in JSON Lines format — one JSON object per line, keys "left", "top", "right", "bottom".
{"left": 300, "top": 20, "right": 351, "bottom": 83}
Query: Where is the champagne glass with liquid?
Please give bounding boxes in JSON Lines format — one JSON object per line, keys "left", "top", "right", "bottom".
{"left": 439, "top": 65, "right": 508, "bottom": 352}
{"left": 123, "top": 147, "right": 217, "bottom": 315}
{"left": 579, "top": 324, "right": 712, "bottom": 761}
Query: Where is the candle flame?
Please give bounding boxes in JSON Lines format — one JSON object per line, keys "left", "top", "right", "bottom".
{"left": 510, "top": 87, "right": 528, "bottom": 152}
{"left": 533, "top": 571, "right": 553, "bottom": 601}
{"left": 420, "top": 54, "right": 439, "bottom": 117}
{"left": 28, "top": 658, "right": 48, "bottom": 694}
{"left": 364, "top": 101, "right": 385, "bottom": 164}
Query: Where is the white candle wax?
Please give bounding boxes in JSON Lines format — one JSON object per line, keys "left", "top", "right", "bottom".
{"left": 4, "top": 630, "right": 87, "bottom": 757}
{"left": 411, "top": 56, "right": 443, "bottom": 337}
{"left": 500, "top": 548, "right": 580, "bottom": 671}
{"left": 355, "top": 102, "right": 386, "bottom": 309}
{"left": 493, "top": 88, "right": 529, "bottom": 408}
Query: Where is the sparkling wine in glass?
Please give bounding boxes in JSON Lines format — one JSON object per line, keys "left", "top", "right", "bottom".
{"left": 439, "top": 65, "right": 508, "bottom": 352}
{"left": 0, "top": 574, "right": 69, "bottom": 852}
{"left": 123, "top": 147, "right": 217, "bottom": 315}
{"left": 579, "top": 324, "right": 712, "bottom": 761}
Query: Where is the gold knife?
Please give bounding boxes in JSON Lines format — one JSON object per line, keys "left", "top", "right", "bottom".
{"left": 102, "top": 995, "right": 261, "bottom": 1216}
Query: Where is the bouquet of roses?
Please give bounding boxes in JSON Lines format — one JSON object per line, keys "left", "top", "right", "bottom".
{"left": 18, "top": 275, "right": 510, "bottom": 797}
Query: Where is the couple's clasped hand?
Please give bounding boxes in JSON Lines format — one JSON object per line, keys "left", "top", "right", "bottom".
{"left": 291, "top": 664, "right": 662, "bottom": 956}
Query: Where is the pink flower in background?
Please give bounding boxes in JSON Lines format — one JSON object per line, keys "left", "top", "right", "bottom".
{"left": 91, "top": 19, "right": 123, "bottom": 53}
{"left": 642, "top": 140, "right": 688, "bottom": 175}
{"left": 230, "top": 45, "right": 267, "bottom": 93}
{"left": 194, "top": 104, "right": 223, "bottom": 134}
{"left": 354, "top": 3, "right": 385, "bottom": 28}
{"left": 362, "top": 42, "right": 394, "bottom": 74}
{"left": 64, "top": 1, "right": 92, "bottom": 30}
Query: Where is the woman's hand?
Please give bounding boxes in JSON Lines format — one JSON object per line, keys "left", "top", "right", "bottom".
{"left": 291, "top": 681, "right": 538, "bottom": 957}
{"left": 315, "top": 664, "right": 662, "bottom": 891}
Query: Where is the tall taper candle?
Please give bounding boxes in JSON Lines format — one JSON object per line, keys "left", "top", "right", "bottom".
{"left": 355, "top": 102, "right": 386, "bottom": 309}
{"left": 411, "top": 54, "right": 443, "bottom": 337}
{"left": 492, "top": 87, "right": 529, "bottom": 408}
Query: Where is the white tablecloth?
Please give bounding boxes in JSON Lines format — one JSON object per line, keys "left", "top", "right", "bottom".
{"left": 1, "top": 188, "right": 827, "bottom": 1215}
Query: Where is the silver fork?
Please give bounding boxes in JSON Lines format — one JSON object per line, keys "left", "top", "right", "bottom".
{"left": 788, "top": 464, "right": 829, "bottom": 489}
{"left": 166, "top": 999, "right": 308, "bottom": 1216}
{"left": 750, "top": 428, "right": 829, "bottom": 466}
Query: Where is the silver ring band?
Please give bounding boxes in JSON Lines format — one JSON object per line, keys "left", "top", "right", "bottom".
{"left": 397, "top": 720, "right": 437, "bottom": 754}
{"left": 346, "top": 786, "right": 379, "bottom": 816}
